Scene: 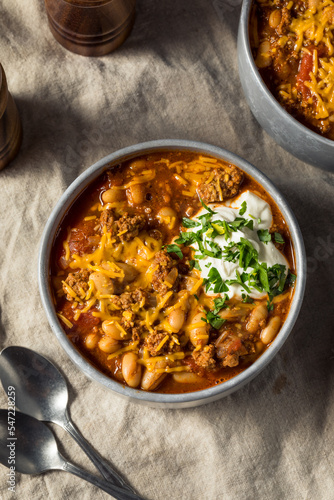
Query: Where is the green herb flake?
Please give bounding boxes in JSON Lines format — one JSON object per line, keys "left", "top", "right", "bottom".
{"left": 267, "top": 300, "right": 274, "bottom": 312}
{"left": 203, "top": 311, "right": 226, "bottom": 330}
{"left": 257, "top": 229, "right": 271, "bottom": 244}
{"left": 239, "top": 201, "right": 247, "bottom": 216}
{"left": 274, "top": 232, "right": 285, "bottom": 244}
{"left": 199, "top": 198, "right": 216, "bottom": 215}
{"left": 287, "top": 272, "right": 297, "bottom": 285}
{"left": 166, "top": 244, "right": 183, "bottom": 260}
{"left": 206, "top": 267, "right": 229, "bottom": 294}
{"left": 242, "top": 293, "right": 254, "bottom": 304}
{"left": 182, "top": 217, "right": 200, "bottom": 229}
{"left": 213, "top": 295, "right": 228, "bottom": 314}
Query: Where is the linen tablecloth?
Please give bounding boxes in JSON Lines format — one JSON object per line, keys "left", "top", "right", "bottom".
{"left": 1, "top": 0, "right": 334, "bottom": 498}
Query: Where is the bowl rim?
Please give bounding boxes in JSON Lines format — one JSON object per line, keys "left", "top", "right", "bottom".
{"left": 38, "top": 139, "right": 307, "bottom": 406}
{"left": 239, "top": 0, "right": 334, "bottom": 149}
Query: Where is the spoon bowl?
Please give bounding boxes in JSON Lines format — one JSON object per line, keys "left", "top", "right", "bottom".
{"left": 0, "top": 346, "right": 68, "bottom": 425}
{"left": 0, "top": 409, "right": 143, "bottom": 499}
{"left": 0, "top": 409, "right": 63, "bottom": 474}
{"left": 0, "top": 345, "right": 134, "bottom": 491}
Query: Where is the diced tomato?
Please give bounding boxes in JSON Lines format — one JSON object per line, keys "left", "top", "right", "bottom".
{"left": 76, "top": 311, "right": 100, "bottom": 333}
{"left": 296, "top": 50, "right": 314, "bottom": 102}
{"left": 68, "top": 219, "right": 98, "bottom": 255}
{"left": 227, "top": 338, "right": 242, "bottom": 354}
{"left": 59, "top": 301, "right": 100, "bottom": 334}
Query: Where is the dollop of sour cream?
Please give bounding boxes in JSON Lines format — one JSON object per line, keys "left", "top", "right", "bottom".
{"left": 190, "top": 191, "right": 289, "bottom": 299}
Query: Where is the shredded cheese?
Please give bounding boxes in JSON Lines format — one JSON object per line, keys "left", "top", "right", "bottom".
{"left": 57, "top": 313, "right": 73, "bottom": 329}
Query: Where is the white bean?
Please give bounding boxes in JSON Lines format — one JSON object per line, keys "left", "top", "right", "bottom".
{"left": 269, "top": 10, "right": 281, "bottom": 29}
{"left": 260, "top": 316, "right": 281, "bottom": 345}
{"left": 141, "top": 370, "right": 167, "bottom": 391}
{"left": 256, "top": 41, "right": 272, "bottom": 68}
{"left": 188, "top": 312, "right": 208, "bottom": 348}
{"left": 246, "top": 304, "right": 268, "bottom": 334}
{"left": 85, "top": 333, "right": 99, "bottom": 350}
{"left": 122, "top": 353, "right": 142, "bottom": 388}
{"left": 98, "top": 336, "right": 120, "bottom": 354}
{"left": 115, "top": 262, "right": 138, "bottom": 283}
{"left": 128, "top": 159, "right": 147, "bottom": 170}
{"left": 173, "top": 372, "right": 203, "bottom": 384}
{"left": 157, "top": 207, "right": 177, "bottom": 220}
{"left": 168, "top": 309, "right": 185, "bottom": 332}
{"left": 101, "top": 187, "right": 124, "bottom": 203}
{"left": 141, "top": 361, "right": 167, "bottom": 391}
{"left": 102, "top": 320, "right": 131, "bottom": 340}
{"left": 127, "top": 184, "right": 144, "bottom": 205}
{"left": 89, "top": 272, "right": 114, "bottom": 295}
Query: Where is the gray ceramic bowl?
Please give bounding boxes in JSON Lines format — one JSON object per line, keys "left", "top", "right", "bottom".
{"left": 38, "top": 140, "right": 306, "bottom": 408}
{"left": 238, "top": 0, "right": 334, "bottom": 171}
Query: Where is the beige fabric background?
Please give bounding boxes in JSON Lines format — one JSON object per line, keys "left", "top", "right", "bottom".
{"left": 1, "top": 0, "right": 334, "bottom": 499}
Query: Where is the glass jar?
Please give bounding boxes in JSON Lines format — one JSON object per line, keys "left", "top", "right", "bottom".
{"left": 44, "top": 0, "right": 136, "bottom": 56}
{"left": 0, "top": 64, "right": 22, "bottom": 171}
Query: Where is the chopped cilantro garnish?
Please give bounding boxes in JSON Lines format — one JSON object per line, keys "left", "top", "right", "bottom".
{"left": 182, "top": 217, "right": 200, "bottom": 228}
{"left": 239, "top": 201, "right": 247, "bottom": 216}
{"left": 274, "top": 232, "right": 285, "bottom": 244}
{"left": 226, "top": 270, "right": 251, "bottom": 293}
{"left": 207, "top": 240, "right": 222, "bottom": 258}
{"left": 267, "top": 300, "right": 274, "bottom": 312}
{"left": 242, "top": 293, "right": 254, "bottom": 304}
{"left": 167, "top": 199, "right": 293, "bottom": 302}
{"left": 287, "top": 271, "right": 296, "bottom": 284}
{"left": 202, "top": 311, "right": 226, "bottom": 330}
{"left": 222, "top": 238, "right": 258, "bottom": 270}
{"left": 199, "top": 198, "right": 216, "bottom": 215}
{"left": 189, "top": 259, "right": 201, "bottom": 271}
{"left": 257, "top": 229, "right": 271, "bottom": 244}
{"left": 206, "top": 267, "right": 229, "bottom": 294}
{"left": 213, "top": 295, "right": 228, "bottom": 314}
{"left": 166, "top": 244, "right": 183, "bottom": 259}
{"left": 174, "top": 231, "right": 197, "bottom": 246}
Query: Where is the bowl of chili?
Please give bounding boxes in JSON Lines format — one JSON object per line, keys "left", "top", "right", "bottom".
{"left": 238, "top": 0, "right": 334, "bottom": 171}
{"left": 38, "top": 140, "right": 306, "bottom": 408}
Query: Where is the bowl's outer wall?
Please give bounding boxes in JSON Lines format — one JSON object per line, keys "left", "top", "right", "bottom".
{"left": 238, "top": 0, "right": 334, "bottom": 172}
{"left": 38, "top": 140, "right": 307, "bottom": 408}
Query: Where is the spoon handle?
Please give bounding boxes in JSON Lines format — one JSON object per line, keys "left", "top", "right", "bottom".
{"left": 63, "top": 460, "right": 144, "bottom": 499}
{"left": 63, "top": 418, "right": 133, "bottom": 492}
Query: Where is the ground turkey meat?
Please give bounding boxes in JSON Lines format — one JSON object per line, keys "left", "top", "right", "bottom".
{"left": 131, "top": 326, "right": 143, "bottom": 343}
{"left": 116, "top": 213, "right": 146, "bottom": 241}
{"left": 197, "top": 166, "right": 243, "bottom": 203}
{"left": 144, "top": 331, "right": 171, "bottom": 356}
{"left": 63, "top": 270, "right": 90, "bottom": 301}
{"left": 276, "top": 6, "right": 291, "bottom": 36}
{"left": 144, "top": 329, "right": 180, "bottom": 356}
{"left": 109, "top": 288, "right": 148, "bottom": 310}
{"left": 99, "top": 208, "right": 116, "bottom": 234}
{"left": 151, "top": 250, "right": 178, "bottom": 295}
{"left": 192, "top": 344, "right": 216, "bottom": 371}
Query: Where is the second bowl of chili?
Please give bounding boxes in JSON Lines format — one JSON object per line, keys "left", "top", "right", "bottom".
{"left": 238, "top": 0, "right": 334, "bottom": 171}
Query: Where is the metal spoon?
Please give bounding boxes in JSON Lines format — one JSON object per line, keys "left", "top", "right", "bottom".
{"left": 0, "top": 409, "right": 141, "bottom": 499}
{"left": 0, "top": 346, "right": 133, "bottom": 492}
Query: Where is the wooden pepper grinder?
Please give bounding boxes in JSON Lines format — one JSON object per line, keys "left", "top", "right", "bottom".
{"left": 44, "top": 0, "right": 136, "bottom": 57}
{"left": 0, "top": 64, "right": 22, "bottom": 171}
